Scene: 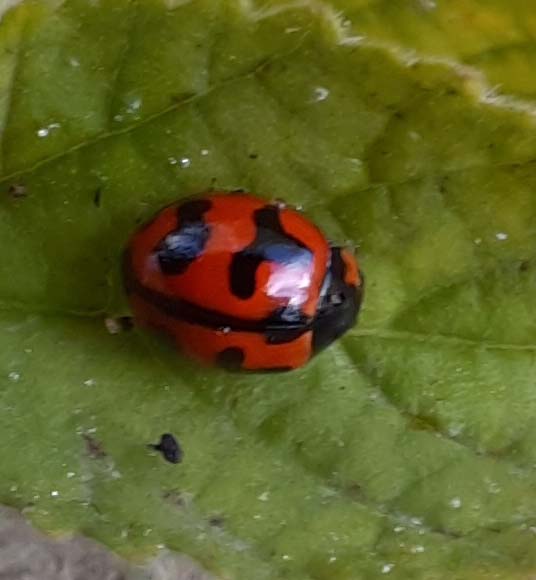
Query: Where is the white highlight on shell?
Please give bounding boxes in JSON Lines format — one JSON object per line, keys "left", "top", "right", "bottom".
{"left": 496, "top": 232, "right": 508, "bottom": 241}
{"left": 8, "top": 371, "right": 20, "bottom": 382}
{"left": 381, "top": 563, "right": 394, "bottom": 574}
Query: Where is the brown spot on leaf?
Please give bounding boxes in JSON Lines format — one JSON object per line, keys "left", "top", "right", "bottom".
{"left": 208, "top": 515, "right": 225, "bottom": 528}
{"left": 8, "top": 184, "right": 27, "bottom": 199}
{"left": 162, "top": 490, "right": 188, "bottom": 509}
{"left": 83, "top": 434, "right": 106, "bottom": 459}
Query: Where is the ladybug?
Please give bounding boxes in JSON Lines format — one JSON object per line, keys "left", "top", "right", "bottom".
{"left": 123, "top": 192, "right": 363, "bottom": 371}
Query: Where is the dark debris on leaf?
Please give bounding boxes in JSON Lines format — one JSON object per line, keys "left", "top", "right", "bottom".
{"left": 8, "top": 184, "right": 27, "bottom": 199}
{"left": 208, "top": 515, "right": 225, "bottom": 528}
{"left": 149, "top": 433, "right": 183, "bottom": 464}
{"left": 162, "top": 490, "right": 187, "bottom": 508}
{"left": 83, "top": 433, "right": 106, "bottom": 459}
{"left": 104, "top": 316, "right": 134, "bottom": 334}
{"left": 93, "top": 188, "right": 102, "bottom": 208}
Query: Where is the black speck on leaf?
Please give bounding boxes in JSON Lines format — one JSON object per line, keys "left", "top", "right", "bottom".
{"left": 149, "top": 433, "right": 183, "bottom": 464}
{"left": 93, "top": 188, "right": 102, "bottom": 208}
{"left": 208, "top": 515, "right": 225, "bottom": 527}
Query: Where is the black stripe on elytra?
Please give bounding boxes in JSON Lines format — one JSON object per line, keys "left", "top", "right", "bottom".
{"left": 230, "top": 205, "right": 312, "bottom": 300}
{"left": 155, "top": 199, "right": 212, "bottom": 276}
{"left": 124, "top": 253, "right": 311, "bottom": 342}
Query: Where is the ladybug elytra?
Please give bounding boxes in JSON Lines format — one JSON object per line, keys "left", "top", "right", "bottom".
{"left": 123, "top": 192, "right": 363, "bottom": 371}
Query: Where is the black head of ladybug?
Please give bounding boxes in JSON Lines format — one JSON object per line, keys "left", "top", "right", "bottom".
{"left": 311, "top": 247, "right": 363, "bottom": 354}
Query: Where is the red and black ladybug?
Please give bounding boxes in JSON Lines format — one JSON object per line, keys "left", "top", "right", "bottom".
{"left": 123, "top": 192, "right": 363, "bottom": 371}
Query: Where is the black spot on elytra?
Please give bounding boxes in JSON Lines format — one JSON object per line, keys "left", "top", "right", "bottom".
{"left": 156, "top": 199, "right": 211, "bottom": 275}
{"left": 230, "top": 254, "right": 264, "bottom": 299}
{"left": 255, "top": 205, "right": 286, "bottom": 232}
{"left": 149, "top": 433, "right": 183, "bottom": 464}
{"left": 230, "top": 205, "right": 311, "bottom": 302}
{"left": 179, "top": 199, "right": 211, "bottom": 222}
{"left": 217, "top": 347, "right": 245, "bottom": 370}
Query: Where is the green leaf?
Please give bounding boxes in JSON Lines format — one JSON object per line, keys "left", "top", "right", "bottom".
{"left": 2, "top": 1, "right": 536, "bottom": 578}
{"left": 317, "top": 0, "right": 536, "bottom": 100}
